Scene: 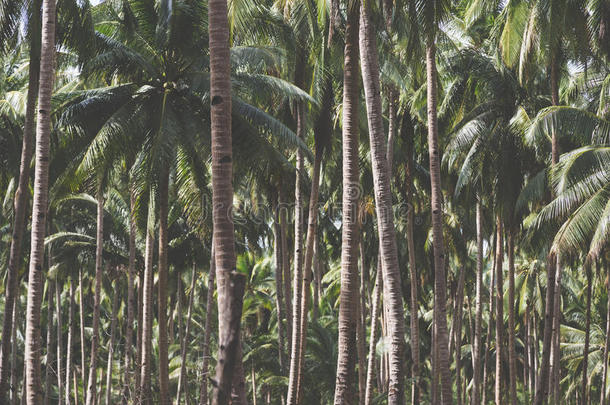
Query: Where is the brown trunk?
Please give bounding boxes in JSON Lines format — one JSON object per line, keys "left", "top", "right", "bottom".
{"left": 333, "top": 4, "right": 360, "bottom": 402}
{"left": 507, "top": 230, "right": 517, "bottom": 405}
{"left": 135, "top": 267, "right": 144, "bottom": 396}
{"left": 359, "top": 2, "right": 405, "bottom": 403}
{"left": 44, "top": 282, "right": 55, "bottom": 405}
{"left": 23, "top": 0, "right": 56, "bottom": 401}
{"left": 79, "top": 268, "right": 87, "bottom": 398}
{"left": 581, "top": 263, "right": 592, "bottom": 405}
{"left": 365, "top": 265, "right": 382, "bottom": 405}
{"left": 56, "top": 281, "right": 64, "bottom": 404}
{"left": 124, "top": 183, "right": 137, "bottom": 402}
{"left": 230, "top": 343, "right": 247, "bottom": 404}
{"left": 10, "top": 298, "right": 18, "bottom": 405}
{"left": 140, "top": 218, "right": 155, "bottom": 405}
{"left": 472, "top": 201, "right": 484, "bottom": 405}
{"left": 453, "top": 263, "right": 466, "bottom": 405}
{"left": 177, "top": 262, "right": 199, "bottom": 404}
{"left": 279, "top": 190, "right": 292, "bottom": 346}
{"left": 105, "top": 281, "right": 119, "bottom": 405}
{"left": 85, "top": 184, "right": 104, "bottom": 405}
{"left": 65, "top": 279, "right": 75, "bottom": 405}
{"left": 273, "top": 200, "right": 287, "bottom": 373}
{"left": 158, "top": 165, "right": 170, "bottom": 405}
{"left": 425, "top": 41, "right": 452, "bottom": 405}
{"left": 482, "top": 243, "right": 496, "bottom": 405}
{"left": 494, "top": 216, "right": 504, "bottom": 405}
{"left": 199, "top": 244, "right": 216, "bottom": 405}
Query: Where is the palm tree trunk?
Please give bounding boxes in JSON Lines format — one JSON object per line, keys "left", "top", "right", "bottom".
{"left": 10, "top": 298, "right": 19, "bottom": 405}
{"left": 158, "top": 165, "right": 170, "bottom": 405}
{"left": 359, "top": 2, "right": 405, "bottom": 403}
{"left": 550, "top": 255, "right": 563, "bottom": 405}
{"left": 472, "top": 201, "right": 484, "bottom": 405}
{"left": 333, "top": 5, "right": 360, "bottom": 402}
{"left": 65, "top": 279, "right": 75, "bottom": 405}
{"left": 79, "top": 268, "right": 87, "bottom": 398}
{"left": 136, "top": 268, "right": 144, "bottom": 396}
{"left": 273, "top": 201, "right": 287, "bottom": 372}
{"left": 453, "top": 263, "right": 466, "bottom": 405}
{"left": 0, "top": 1, "right": 41, "bottom": 396}
{"left": 279, "top": 189, "right": 292, "bottom": 346}
{"left": 424, "top": 41, "right": 452, "bottom": 405}
{"left": 230, "top": 343, "right": 247, "bottom": 404}
{"left": 251, "top": 364, "right": 257, "bottom": 405}
{"left": 177, "top": 261, "right": 198, "bottom": 404}
{"left": 124, "top": 183, "right": 137, "bottom": 402}
{"left": 105, "top": 282, "right": 119, "bottom": 405}
{"left": 482, "top": 243, "right": 496, "bottom": 405}
{"left": 494, "top": 216, "right": 504, "bottom": 405}
{"left": 287, "top": 100, "right": 306, "bottom": 405}
{"left": 199, "top": 244, "right": 216, "bottom": 405}
{"left": 601, "top": 260, "right": 610, "bottom": 405}
{"left": 581, "top": 262, "right": 592, "bottom": 405}
{"left": 23, "top": 0, "right": 56, "bottom": 401}
{"left": 56, "top": 281, "right": 64, "bottom": 404}
{"left": 507, "top": 230, "right": 518, "bottom": 405}
{"left": 356, "top": 288, "right": 367, "bottom": 405}
{"left": 365, "top": 265, "right": 382, "bottom": 405}
{"left": 295, "top": 144, "right": 324, "bottom": 403}
{"left": 85, "top": 184, "right": 104, "bottom": 405}
{"left": 44, "top": 282, "right": 55, "bottom": 405}
{"left": 140, "top": 217, "right": 155, "bottom": 405}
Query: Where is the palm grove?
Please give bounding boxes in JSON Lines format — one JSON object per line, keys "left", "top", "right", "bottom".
{"left": 0, "top": 0, "right": 609, "bottom": 404}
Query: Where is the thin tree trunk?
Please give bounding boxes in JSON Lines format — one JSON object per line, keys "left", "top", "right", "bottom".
{"left": 44, "top": 282, "right": 55, "bottom": 405}
{"left": 313, "top": 230, "right": 321, "bottom": 322}
{"left": 550, "top": 255, "right": 563, "bottom": 405}
{"left": 359, "top": 2, "right": 405, "bottom": 403}
{"left": 65, "top": 279, "right": 75, "bottom": 405}
{"left": 356, "top": 286, "right": 367, "bottom": 405}
{"left": 581, "top": 262, "right": 592, "bottom": 405}
{"left": 454, "top": 263, "right": 466, "bottom": 405}
{"left": 424, "top": 41, "right": 452, "bottom": 405}
{"left": 482, "top": 244, "right": 496, "bottom": 405}
{"left": 86, "top": 184, "right": 105, "bottom": 405}
{"left": 251, "top": 364, "right": 257, "bottom": 405}
{"left": 472, "top": 201, "right": 484, "bottom": 405}
{"left": 10, "top": 296, "right": 19, "bottom": 405}
{"left": 79, "top": 268, "right": 86, "bottom": 399}
{"left": 24, "top": 0, "right": 56, "bottom": 401}
{"left": 140, "top": 217, "right": 155, "bottom": 405}
{"left": 494, "top": 216, "right": 504, "bottom": 405}
{"left": 365, "top": 263, "right": 382, "bottom": 405}
{"left": 507, "top": 231, "right": 517, "bottom": 405}
{"left": 333, "top": 5, "right": 360, "bottom": 402}
{"left": 286, "top": 99, "right": 306, "bottom": 405}
{"left": 279, "top": 190, "right": 292, "bottom": 346}
{"left": 177, "top": 261, "right": 198, "bottom": 404}
{"left": 273, "top": 200, "right": 287, "bottom": 373}
{"left": 199, "top": 244, "right": 216, "bottom": 405}
{"left": 135, "top": 268, "right": 144, "bottom": 396}
{"left": 601, "top": 260, "right": 610, "bottom": 405}
{"left": 158, "top": 165, "right": 170, "bottom": 405}
{"left": 105, "top": 282, "right": 119, "bottom": 405}
{"left": 124, "top": 183, "right": 137, "bottom": 403}
{"left": 56, "top": 281, "right": 64, "bottom": 404}
{"left": 524, "top": 306, "right": 531, "bottom": 398}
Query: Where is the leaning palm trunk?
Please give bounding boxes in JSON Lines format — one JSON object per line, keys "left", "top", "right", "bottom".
{"left": 472, "top": 201, "right": 484, "bottom": 405}
{"left": 507, "top": 231, "right": 517, "bottom": 405}
{"left": 140, "top": 217, "right": 155, "bottom": 405}
{"left": 425, "top": 41, "right": 452, "bottom": 405}
{"left": 23, "top": 0, "right": 56, "bottom": 401}
{"left": 158, "top": 166, "right": 170, "bottom": 405}
{"left": 333, "top": 4, "right": 360, "bottom": 403}
{"left": 199, "top": 244, "right": 216, "bottom": 405}
{"left": 359, "top": 1, "right": 406, "bottom": 403}
{"left": 295, "top": 146, "right": 323, "bottom": 403}
{"left": 177, "top": 262, "right": 198, "bottom": 404}
{"left": 105, "top": 283, "right": 119, "bottom": 405}
{"left": 209, "top": 0, "right": 245, "bottom": 402}
{"left": 494, "top": 217, "right": 504, "bottom": 405}
{"left": 365, "top": 264, "right": 382, "bottom": 405}
{"left": 286, "top": 102, "right": 306, "bottom": 405}
{"left": 0, "top": 2, "right": 41, "bottom": 396}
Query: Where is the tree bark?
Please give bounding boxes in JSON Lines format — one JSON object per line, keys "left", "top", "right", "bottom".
{"left": 425, "top": 41, "right": 452, "bottom": 405}
{"left": 581, "top": 262, "right": 592, "bottom": 405}
{"left": 550, "top": 255, "right": 563, "bottom": 405}
{"left": 279, "top": 190, "right": 292, "bottom": 346}
{"left": 56, "top": 281, "right": 64, "bottom": 404}
{"left": 600, "top": 260, "right": 610, "bottom": 405}
{"left": 494, "top": 216, "right": 504, "bottom": 405}
{"left": 482, "top": 242, "right": 496, "bottom": 405}
{"left": 0, "top": 0, "right": 41, "bottom": 395}
{"left": 472, "top": 201, "right": 484, "bottom": 405}
{"left": 86, "top": 184, "right": 105, "bottom": 405}
{"left": 507, "top": 230, "right": 517, "bottom": 405}
{"left": 124, "top": 182, "right": 137, "bottom": 403}
{"left": 333, "top": 4, "right": 360, "bottom": 402}
{"left": 140, "top": 218, "right": 155, "bottom": 405}
{"left": 11, "top": 296, "right": 19, "bottom": 405}
{"left": 359, "top": 2, "right": 405, "bottom": 403}
{"left": 365, "top": 265, "right": 382, "bottom": 405}
{"left": 199, "top": 244, "right": 216, "bottom": 405}
{"left": 24, "top": 0, "right": 56, "bottom": 401}
{"left": 158, "top": 165, "right": 170, "bottom": 405}
{"left": 44, "top": 282, "right": 55, "bottom": 405}
{"left": 273, "top": 199, "right": 287, "bottom": 373}
{"left": 177, "top": 261, "right": 198, "bottom": 404}
{"left": 453, "top": 263, "right": 466, "bottom": 405}
{"left": 105, "top": 282, "right": 119, "bottom": 405}
{"left": 79, "top": 268, "right": 87, "bottom": 399}
{"left": 65, "top": 279, "right": 75, "bottom": 405}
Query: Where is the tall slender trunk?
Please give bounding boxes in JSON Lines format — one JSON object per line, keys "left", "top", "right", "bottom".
{"left": 0, "top": 1, "right": 41, "bottom": 395}
{"left": 11, "top": 296, "right": 19, "bottom": 405}
{"left": 86, "top": 184, "right": 105, "bottom": 405}
{"left": 140, "top": 217, "right": 155, "bottom": 405}
{"left": 158, "top": 165, "right": 170, "bottom": 405}
{"left": 524, "top": 306, "right": 531, "bottom": 396}
{"left": 601, "top": 260, "right": 610, "bottom": 405}
{"left": 494, "top": 216, "right": 504, "bottom": 405}
{"left": 550, "top": 255, "right": 563, "bottom": 405}
{"left": 425, "top": 41, "right": 452, "bottom": 405}
{"left": 356, "top": 286, "right": 367, "bottom": 405}
{"left": 251, "top": 364, "right": 257, "bottom": 405}
{"left": 273, "top": 201, "right": 287, "bottom": 373}
{"left": 472, "top": 201, "right": 484, "bottom": 405}
{"left": 482, "top": 243, "right": 496, "bottom": 405}
{"left": 56, "top": 281, "right": 64, "bottom": 404}
{"left": 333, "top": 5, "right": 360, "bottom": 402}
{"left": 507, "top": 230, "right": 517, "bottom": 405}
{"left": 581, "top": 262, "right": 592, "bottom": 405}
{"left": 136, "top": 268, "right": 144, "bottom": 396}
{"left": 65, "top": 279, "right": 75, "bottom": 405}
{"left": 124, "top": 183, "right": 137, "bottom": 403}
{"left": 286, "top": 102, "right": 305, "bottom": 405}
{"left": 296, "top": 145, "right": 324, "bottom": 403}
{"left": 453, "top": 263, "right": 466, "bottom": 405}
{"left": 279, "top": 190, "right": 292, "bottom": 346}
{"left": 44, "top": 282, "right": 55, "bottom": 405}
{"left": 177, "top": 262, "right": 198, "bottom": 404}
{"left": 365, "top": 265, "right": 382, "bottom": 405}
{"left": 313, "top": 231, "right": 321, "bottom": 322}
{"left": 79, "top": 268, "right": 86, "bottom": 398}
{"left": 105, "top": 282, "right": 119, "bottom": 405}
{"left": 359, "top": 2, "right": 405, "bottom": 403}
{"left": 209, "top": 1, "right": 245, "bottom": 400}
{"left": 199, "top": 244, "right": 216, "bottom": 405}
{"left": 24, "top": 0, "right": 56, "bottom": 401}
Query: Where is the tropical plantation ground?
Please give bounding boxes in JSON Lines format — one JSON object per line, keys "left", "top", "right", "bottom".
{"left": 0, "top": 0, "right": 609, "bottom": 404}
